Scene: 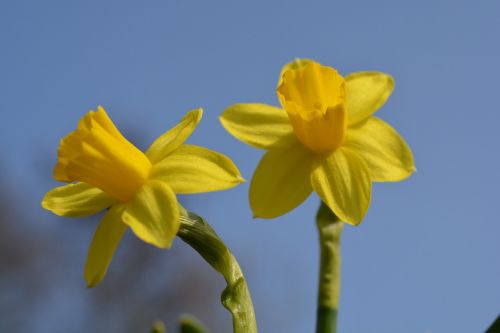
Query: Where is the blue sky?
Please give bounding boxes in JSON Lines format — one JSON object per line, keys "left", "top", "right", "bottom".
{"left": 1, "top": 0, "right": 499, "bottom": 332}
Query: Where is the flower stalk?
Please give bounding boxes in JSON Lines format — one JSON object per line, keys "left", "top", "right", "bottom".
{"left": 316, "top": 201, "right": 343, "bottom": 333}
{"left": 177, "top": 210, "right": 257, "bottom": 333}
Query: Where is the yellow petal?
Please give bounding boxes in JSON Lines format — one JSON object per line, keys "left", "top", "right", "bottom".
{"left": 277, "top": 58, "right": 315, "bottom": 87}
{"left": 93, "top": 105, "right": 126, "bottom": 139}
{"left": 220, "top": 103, "right": 295, "bottom": 149}
{"left": 122, "top": 180, "right": 179, "bottom": 248}
{"left": 150, "top": 144, "right": 244, "bottom": 194}
{"left": 42, "top": 182, "right": 115, "bottom": 217}
{"left": 311, "top": 148, "right": 371, "bottom": 225}
{"left": 344, "top": 117, "right": 415, "bottom": 182}
{"left": 345, "top": 72, "right": 394, "bottom": 125}
{"left": 250, "top": 141, "right": 314, "bottom": 218}
{"left": 146, "top": 108, "right": 203, "bottom": 164}
{"left": 84, "top": 204, "right": 127, "bottom": 287}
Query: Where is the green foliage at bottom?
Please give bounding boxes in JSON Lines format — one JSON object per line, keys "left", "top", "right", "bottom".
{"left": 179, "top": 314, "right": 210, "bottom": 333}
{"left": 486, "top": 315, "right": 500, "bottom": 333}
{"left": 150, "top": 321, "right": 166, "bottom": 333}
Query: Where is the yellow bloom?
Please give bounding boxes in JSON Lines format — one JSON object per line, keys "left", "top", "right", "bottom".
{"left": 220, "top": 59, "right": 415, "bottom": 225}
{"left": 42, "top": 106, "right": 244, "bottom": 287}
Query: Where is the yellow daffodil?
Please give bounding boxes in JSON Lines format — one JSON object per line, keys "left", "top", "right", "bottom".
{"left": 42, "top": 106, "right": 243, "bottom": 287}
{"left": 220, "top": 59, "right": 415, "bottom": 225}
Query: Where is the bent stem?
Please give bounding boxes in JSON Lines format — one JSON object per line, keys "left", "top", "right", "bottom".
{"left": 315, "top": 202, "right": 343, "bottom": 333}
{"left": 177, "top": 210, "right": 258, "bottom": 333}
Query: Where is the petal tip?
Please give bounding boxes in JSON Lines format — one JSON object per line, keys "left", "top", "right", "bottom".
{"left": 218, "top": 108, "right": 231, "bottom": 126}
{"left": 40, "top": 194, "right": 61, "bottom": 216}
{"left": 85, "top": 278, "right": 99, "bottom": 289}
{"left": 86, "top": 281, "right": 96, "bottom": 289}
{"left": 40, "top": 197, "right": 49, "bottom": 210}
{"left": 388, "top": 74, "right": 395, "bottom": 85}
{"left": 191, "top": 108, "right": 203, "bottom": 121}
{"left": 40, "top": 200, "right": 55, "bottom": 215}
{"left": 84, "top": 270, "right": 102, "bottom": 288}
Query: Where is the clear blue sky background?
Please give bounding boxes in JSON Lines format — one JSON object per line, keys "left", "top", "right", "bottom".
{"left": 1, "top": 0, "right": 499, "bottom": 332}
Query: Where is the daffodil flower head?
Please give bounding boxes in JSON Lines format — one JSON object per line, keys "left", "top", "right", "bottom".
{"left": 54, "top": 109, "right": 152, "bottom": 202}
{"left": 42, "top": 106, "right": 244, "bottom": 287}
{"left": 221, "top": 59, "right": 415, "bottom": 225}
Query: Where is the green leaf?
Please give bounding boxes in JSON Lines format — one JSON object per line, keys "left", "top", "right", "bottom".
{"left": 179, "top": 315, "right": 210, "bottom": 333}
{"left": 486, "top": 314, "right": 500, "bottom": 333}
{"left": 150, "top": 320, "right": 166, "bottom": 333}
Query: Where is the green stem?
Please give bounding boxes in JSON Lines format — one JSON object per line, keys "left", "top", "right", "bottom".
{"left": 315, "top": 202, "right": 343, "bottom": 333}
{"left": 177, "top": 211, "right": 258, "bottom": 333}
